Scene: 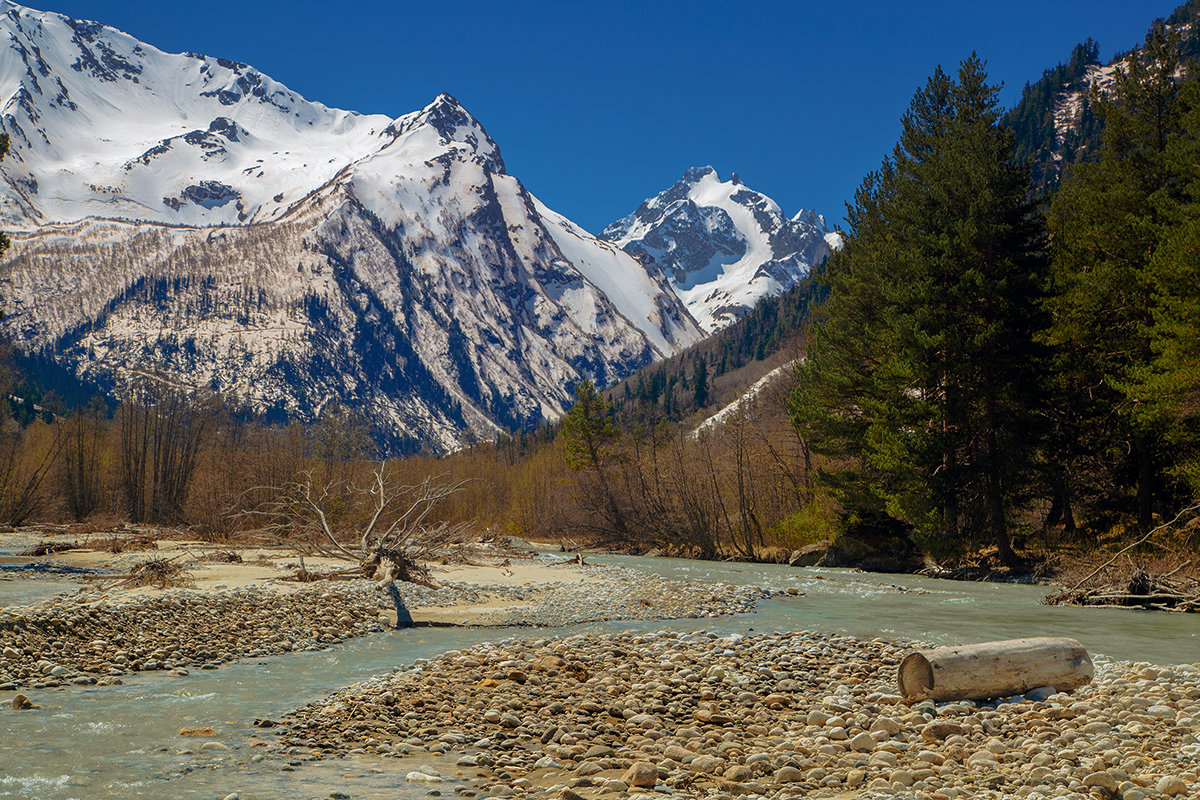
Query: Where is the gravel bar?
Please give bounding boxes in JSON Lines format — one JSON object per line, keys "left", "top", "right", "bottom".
{"left": 0, "top": 563, "right": 771, "bottom": 690}
{"left": 280, "top": 630, "right": 1200, "bottom": 800}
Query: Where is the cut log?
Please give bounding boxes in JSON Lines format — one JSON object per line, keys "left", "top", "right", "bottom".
{"left": 897, "top": 637, "right": 1093, "bottom": 702}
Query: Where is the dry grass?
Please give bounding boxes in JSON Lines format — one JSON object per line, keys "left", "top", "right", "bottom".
{"left": 120, "top": 558, "right": 192, "bottom": 590}
{"left": 89, "top": 534, "right": 160, "bottom": 554}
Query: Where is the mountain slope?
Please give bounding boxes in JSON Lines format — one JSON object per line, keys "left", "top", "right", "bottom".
{"left": 0, "top": 2, "right": 703, "bottom": 452}
{"left": 1004, "top": 1, "right": 1200, "bottom": 196}
{"left": 601, "top": 166, "right": 839, "bottom": 332}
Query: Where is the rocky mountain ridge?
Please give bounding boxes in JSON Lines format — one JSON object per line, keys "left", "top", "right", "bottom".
{"left": 602, "top": 166, "right": 840, "bottom": 332}
{"left": 0, "top": 2, "right": 703, "bottom": 451}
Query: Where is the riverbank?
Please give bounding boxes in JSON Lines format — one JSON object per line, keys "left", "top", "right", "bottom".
{"left": 280, "top": 629, "right": 1200, "bottom": 800}
{"left": 0, "top": 537, "right": 774, "bottom": 691}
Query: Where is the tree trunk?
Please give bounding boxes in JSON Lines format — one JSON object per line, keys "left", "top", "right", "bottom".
{"left": 898, "top": 637, "right": 1093, "bottom": 702}
{"left": 1135, "top": 435, "right": 1154, "bottom": 534}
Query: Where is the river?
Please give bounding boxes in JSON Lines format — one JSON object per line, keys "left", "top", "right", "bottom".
{"left": 0, "top": 554, "right": 1196, "bottom": 799}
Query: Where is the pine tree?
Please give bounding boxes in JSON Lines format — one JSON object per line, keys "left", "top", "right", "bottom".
{"left": 561, "top": 379, "right": 630, "bottom": 540}
{"left": 692, "top": 358, "right": 709, "bottom": 409}
{"left": 1047, "top": 22, "right": 1191, "bottom": 532}
{"left": 791, "top": 55, "right": 1047, "bottom": 564}
{"left": 0, "top": 133, "right": 8, "bottom": 260}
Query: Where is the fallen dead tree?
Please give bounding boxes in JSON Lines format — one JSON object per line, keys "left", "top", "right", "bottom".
{"left": 238, "top": 464, "right": 474, "bottom": 625}
{"left": 898, "top": 637, "right": 1093, "bottom": 702}
{"left": 98, "top": 556, "right": 193, "bottom": 590}
{"left": 1045, "top": 504, "right": 1200, "bottom": 613}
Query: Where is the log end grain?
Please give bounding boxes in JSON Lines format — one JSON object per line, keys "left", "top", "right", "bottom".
{"left": 898, "top": 652, "right": 934, "bottom": 700}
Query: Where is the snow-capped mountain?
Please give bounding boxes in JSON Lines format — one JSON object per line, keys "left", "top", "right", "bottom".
{"left": 0, "top": 2, "right": 703, "bottom": 451}
{"left": 602, "top": 166, "right": 840, "bottom": 332}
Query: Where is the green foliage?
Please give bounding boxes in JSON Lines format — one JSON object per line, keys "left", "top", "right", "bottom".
{"left": 692, "top": 357, "right": 709, "bottom": 409}
{"left": 1004, "top": 39, "right": 1103, "bottom": 195}
{"left": 1047, "top": 22, "right": 1199, "bottom": 530}
{"left": 791, "top": 55, "right": 1048, "bottom": 564}
{"left": 561, "top": 380, "right": 620, "bottom": 472}
{"left": 767, "top": 494, "right": 838, "bottom": 550}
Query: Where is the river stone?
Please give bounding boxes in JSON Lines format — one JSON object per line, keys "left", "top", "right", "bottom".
{"left": 663, "top": 745, "right": 692, "bottom": 761}
{"left": 1083, "top": 771, "right": 1119, "bottom": 792}
{"left": 405, "top": 771, "right": 442, "bottom": 784}
{"left": 1157, "top": 776, "right": 1190, "bottom": 796}
{"left": 982, "top": 737, "right": 1007, "bottom": 754}
{"left": 621, "top": 762, "right": 658, "bottom": 788}
{"left": 789, "top": 541, "right": 831, "bottom": 566}
{"left": 848, "top": 731, "right": 875, "bottom": 752}
{"left": 775, "top": 766, "right": 805, "bottom": 782}
{"left": 923, "top": 721, "right": 963, "bottom": 740}
{"left": 724, "top": 764, "right": 752, "bottom": 781}
{"left": 179, "top": 727, "right": 216, "bottom": 736}
{"left": 966, "top": 750, "right": 999, "bottom": 767}
{"left": 690, "top": 754, "right": 724, "bottom": 773}
{"left": 1024, "top": 685, "right": 1056, "bottom": 701}
{"left": 11, "top": 693, "right": 33, "bottom": 710}
{"left": 871, "top": 717, "right": 902, "bottom": 735}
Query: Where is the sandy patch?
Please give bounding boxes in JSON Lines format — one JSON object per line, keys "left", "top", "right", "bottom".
{"left": 41, "top": 538, "right": 593, "bottom": 615}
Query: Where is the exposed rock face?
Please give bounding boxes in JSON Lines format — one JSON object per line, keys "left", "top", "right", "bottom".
{"left": 602, "top": 166, "right": 840, "bottom": 332}
{"left": 0, "top": 3, "right": 703, "bottom": 452}
{"left": 815, "top": 518, "right": 925, "bottom": 573}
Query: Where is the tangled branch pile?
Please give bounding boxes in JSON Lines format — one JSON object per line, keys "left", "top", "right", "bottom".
{"left": 113, "top": 558, "right": 192, "bottom": 590}
{"left": 1045, "top": 505, "right": 1200, "bottom": 612}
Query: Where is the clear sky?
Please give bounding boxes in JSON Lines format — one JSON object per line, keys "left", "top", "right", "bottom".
{"left": 47, "top": 0, "right": 1181, "bottom": 233}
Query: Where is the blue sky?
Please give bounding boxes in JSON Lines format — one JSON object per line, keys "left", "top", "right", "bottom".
{"left": 50, "top": 1, "right": 1180, "bottom": 232}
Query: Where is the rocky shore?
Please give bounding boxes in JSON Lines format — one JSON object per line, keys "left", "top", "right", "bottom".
{"left": 280, "top": 631, "right": 1200, "bottom": 800}
{"left": 0, "top": 563, "right": 770, "bottom": 690}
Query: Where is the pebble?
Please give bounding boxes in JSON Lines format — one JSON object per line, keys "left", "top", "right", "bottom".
{"left": 276, "top": 630, "right": 1200, "bottom": 800}
{"left": 1157, "top": 775, "right": 1190, "bottom": 796}
{"left": 0, "top": 561, "right": 769, "bottom": 689}
{"left": 621, "top": 761, "right": 658, "bottom": 788}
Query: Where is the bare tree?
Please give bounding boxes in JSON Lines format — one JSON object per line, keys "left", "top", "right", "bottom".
{"left": 0, "top": 422, "right": 63, "bottom": 526}
{"left": 119, "top": 382, "right": 215, "bottom": 523}
{"left": 62, "top": 399, "right": 106, "bottom": 521}
{"left": 242, "top": 464, "right": 473, "bottom": 627}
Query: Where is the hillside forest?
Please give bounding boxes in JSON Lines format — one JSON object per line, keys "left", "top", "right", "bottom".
{"left": 2, "top": 23, "right": 1199, "bottom": 578}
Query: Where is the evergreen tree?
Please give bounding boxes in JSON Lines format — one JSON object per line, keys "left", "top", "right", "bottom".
{"left": 0, "top": 133, "right": 8, "bottom": 260}
{"left": 1047, "top": 23, "right": 1192, "bottom": 532}
{"left": 790, "top": 55, "right": 1047, "bottom": 564}
{"left": 693, "top": 358, "right": 709, "bottom": 409}
{"left": 561, "top": 380, "right": 630, "bottom": 540}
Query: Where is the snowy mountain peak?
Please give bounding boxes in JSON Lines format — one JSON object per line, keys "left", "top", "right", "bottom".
{"left": 382, "top": 92, "right": 504, "bottom": 174}
{"left": 682, "top": 165, "right": 717, "bottom": 183}
{"left": 601, "top": 167, "right": 836, "bottom": 332}
{"left": 0, "top": 2, "right": 703, "bottom": 453}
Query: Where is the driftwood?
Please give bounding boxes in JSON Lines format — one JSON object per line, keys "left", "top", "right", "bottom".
{"left": 1046, "top": 568, "right": 1200, "bottom": 612}
{"left": 1045, "top": 504, "right": 1200, "bottom": 613}
{"left": 898, "top": 637, "right": 1093, "bottom": 702}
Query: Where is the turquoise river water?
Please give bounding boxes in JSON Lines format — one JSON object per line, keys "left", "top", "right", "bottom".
{"left": 0, "top": 554, "right": 1196, "bottom": 800}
